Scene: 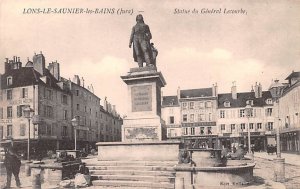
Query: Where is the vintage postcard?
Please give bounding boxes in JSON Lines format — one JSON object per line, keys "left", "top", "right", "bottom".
{"left": 0, "top": 0, "right": 299, "bottom": 188}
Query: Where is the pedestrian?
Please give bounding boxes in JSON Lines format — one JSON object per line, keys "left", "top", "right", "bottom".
{"left": 74, "top": 163, "right": 90, "bottom": 188}
{"left": 4, "top": 146, "right": 21, "bottom": 188}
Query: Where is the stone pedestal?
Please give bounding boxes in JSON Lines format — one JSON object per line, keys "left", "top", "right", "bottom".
{"left": 273, "top": 157, "right": 285, "bottom": 183}
{"left": 121, "top": 67, "right": 167, "bottom": 142}
{"left": 96, "top": 67, "right": 180, "bottom": 177}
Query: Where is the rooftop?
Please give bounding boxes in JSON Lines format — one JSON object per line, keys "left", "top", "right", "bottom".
{"left": 180, "top": 88, "right": 213, "bottom": 98}
{"left": 218, "top": 91, "right": 273, "bottom": 108}
{"left": 162, "top": 95, "right": 179, "bottom": 106}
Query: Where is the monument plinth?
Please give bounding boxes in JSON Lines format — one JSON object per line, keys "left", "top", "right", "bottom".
{"left": 96, "top": 66, "right": 179, "bottom": 162}
{"left": 121, "top": 66, "right": 167, "bottom": 142}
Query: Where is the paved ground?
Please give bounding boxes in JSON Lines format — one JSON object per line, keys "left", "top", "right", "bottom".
{"left": 252, "top": 152, "right": 300, "bottom": 189}
{"left": 0, "top": 152, "right": 299, "bottom": 189}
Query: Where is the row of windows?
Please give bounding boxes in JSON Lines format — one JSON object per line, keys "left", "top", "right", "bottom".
{"left": 182, "top": 113, "right": 213, "bottom": 122}
{"left": 219, "top": 108, "right": 273, "bottom": 118}
{"left": 4, "top": 88, "right": 69, "bottom": 105}
{"left": 5, "top": 88, "right": 28, "bottom": 100}
{"left": 75, "top": 89, "right": 99, "bottom": 104}
{"left": 0, "top": 123, "right": 56, "bottom": 139}
{"left": 182, "top": 101, "right": 212, "bottom": 110}
{"left": 219, "top": 122, "right": 273, "bottom": 131}
{"left": 183, "top": 127, "right": 213, "bottom": 135}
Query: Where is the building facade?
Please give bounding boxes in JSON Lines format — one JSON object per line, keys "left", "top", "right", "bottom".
{"left": 161, "top": 90, "right": 181, "bottom": 139}
{"left": 276, "top": 72, "right": 300, "bottom": 153}
{"left": 217, "top": 83, "right": 275, "bottom": 151}
{"left": 178, "top": 85, "right": 218, "bottom": 147}
{"left": 162, "top": 83, "right": 276, "bottom": 151}
{"left": 0, "top": 53, "right": 122, "bottom": 156}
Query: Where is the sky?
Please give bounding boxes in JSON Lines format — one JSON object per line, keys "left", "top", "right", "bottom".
{"left": 0, "top": 0, "right": 299, "bottom": 116}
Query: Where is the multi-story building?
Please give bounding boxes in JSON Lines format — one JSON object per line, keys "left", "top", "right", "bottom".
{"left": 217, "top": 83, "right": 275, "bottom": 150}
{"left": 0, "top": 54, "right": 72, "bottom": 154}
{"left": 161, "top": 88, "right": 181, "bottom": 139}
{"left": 98, "top": 98, "right": 122, "bottom": 142}
{"left": 0, "top": 53, "right": 122, "bottom": 155}
{"left": 68, "top": 74, "right": 101, "bottom": 151}
{"left": 179, "top": 85, "right": 218, "bottom": 147}
{"left": 273, "top": 71, "right": 300, "bottom": 153}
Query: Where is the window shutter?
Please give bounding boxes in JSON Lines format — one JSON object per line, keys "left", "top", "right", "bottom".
{"left": 20, "top": 88, "right": 23, "bottom": 98}
{"left": 0, "top": 108, "right": 3, "bottom": 119}
{"left": 17, "top": 106, "right": 21, "bottom": 117}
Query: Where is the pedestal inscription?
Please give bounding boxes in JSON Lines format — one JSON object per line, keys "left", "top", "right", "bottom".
{"left": 125, "top": 127, "right": 159, "bottom": 141}
{"left": 131, "top": 85, "right": 152, "bottom": 112}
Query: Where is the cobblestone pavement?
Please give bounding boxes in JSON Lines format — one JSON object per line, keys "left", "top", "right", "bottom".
{"left": 254, "top": 157, "right": 300, "bottom": 189}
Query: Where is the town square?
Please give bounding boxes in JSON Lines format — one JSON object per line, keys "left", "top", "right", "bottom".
{"left": 0, "top": 0, "right": 299, "bottom": 188}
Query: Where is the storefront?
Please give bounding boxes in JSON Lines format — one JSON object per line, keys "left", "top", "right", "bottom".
{"left": 280, "top": 129, "right": 300, "bottom": 153}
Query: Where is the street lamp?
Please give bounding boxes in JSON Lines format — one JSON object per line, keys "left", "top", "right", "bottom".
{"left": 23, "top": 106, "right": 35, "bottom": 161}
{"left": 245, "top": 102, "right": 253, "bottom": 158}
{"left": 71, "top": 117, "right": 78, "bottom": 151}
{"left": 274, "top": 99, "right": 285, "bottom": 182}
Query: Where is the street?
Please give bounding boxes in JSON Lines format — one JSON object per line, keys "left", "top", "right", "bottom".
{"left": 254, "top": 157, "right": 300, "bottom": 189}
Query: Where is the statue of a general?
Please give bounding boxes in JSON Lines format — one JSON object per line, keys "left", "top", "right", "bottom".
{"left": 129, "top": 14, "right": 157, "bottom": 67}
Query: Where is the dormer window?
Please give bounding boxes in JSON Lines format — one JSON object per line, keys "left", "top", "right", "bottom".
{"left": 246, "top": 100, "right": 254, "bottom": 106}
{"left": 7, "top": 76, "right": 13, "bottom": 86}
{"left": 266, "top": 99, "right": 273, "bottom": 105}
{"left": 224, "top": 101, "right": 231, "bottom": 107}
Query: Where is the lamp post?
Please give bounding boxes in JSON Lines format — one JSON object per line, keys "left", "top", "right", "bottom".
{"left": 245, "top": 102, "right": 253, "bottom": 159}
{"left": 274, "top": 99, "right": 285, "bottom": 182}
{"left": 23, "top": 106, "right": 35, "bottom": 161}
{"left": 23, "top": 106, "right": 34, "bottom": 176}
{"left": 71, "top": 117, "right": 78, "bottom": 151}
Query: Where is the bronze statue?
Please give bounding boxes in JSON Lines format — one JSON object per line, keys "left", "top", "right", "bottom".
{"left": 129, "top": 14, "right": 157, "bottom": 67}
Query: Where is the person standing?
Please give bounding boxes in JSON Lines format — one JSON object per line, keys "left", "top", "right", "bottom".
{"left": 4, "top": 146, "right": 21, "bottom": 188}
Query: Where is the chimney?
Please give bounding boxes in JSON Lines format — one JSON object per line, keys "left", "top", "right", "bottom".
{"left": 32, "top": 52, "right": 46, "bottom": 75}
{"left": 254, "top": 82, "right": 259, "bottom": 98}
{"left": 81, "top": 77, "right": 85, "bottom": 87}
{"left": 177, "top": 86, "right": 180, "bottom": 100}
{"left": 48, "top": 61, "right": 60, "bottom": 81}
{"left": 231, "top": 81, "right": 237, "bottom": 100}
{"left": 113, "top": 105, "right": 116, "bottom": 115}
{"left": 72, "top": 75, "right": 80, "bottom": 85}
{"left": 5, "top": 58, "right": 11, "bottom": 72}
{"left": 90, "top": 84, "right": 94, "bottom": 93}
{"left": 251, "top": 85, "right": 254, "bottom": 92}
{"left": 104, "top": 97, "right": 108, "bottom": 111}
{"left": 258, "top": 83, "right": 262, "bottom": 98}
{"left": 212, "top": 83, "right": 218, "bottom": 97}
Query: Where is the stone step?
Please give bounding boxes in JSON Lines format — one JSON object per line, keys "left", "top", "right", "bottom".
{"left": 92, "top": 174, "right": 175, "bottom": 183}
{"left": 92, "top": 180, "right": 174, "bottom": 189}
{"left": 86, "top": 160, "right": 177, "bottom": 167}
{"left": 90, "top": 169, "right": 175, "bottom": 177}
{"left": 88, "top": 165, "right": 175, "bottom": 172}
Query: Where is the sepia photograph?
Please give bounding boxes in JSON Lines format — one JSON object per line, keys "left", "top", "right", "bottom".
{"left": 0, "top": 0, "right": 299, "bottom": 188}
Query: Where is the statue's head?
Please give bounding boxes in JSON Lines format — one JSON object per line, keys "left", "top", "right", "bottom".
{"left": 136, "top": 14, "right": 144, "bottom": 23}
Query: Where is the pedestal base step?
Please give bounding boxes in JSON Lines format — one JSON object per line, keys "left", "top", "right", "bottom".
{"left": 92, "top": 180, "right": 174, "bottom": 189}
{"left": 86, "top": 160, "right": 177, "bottom": 188}
{"left": 91, "top": 169, "right": 175, "bottom": 177}
{"left": 92, "top": 174, "right": 175, "bottom": 183}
